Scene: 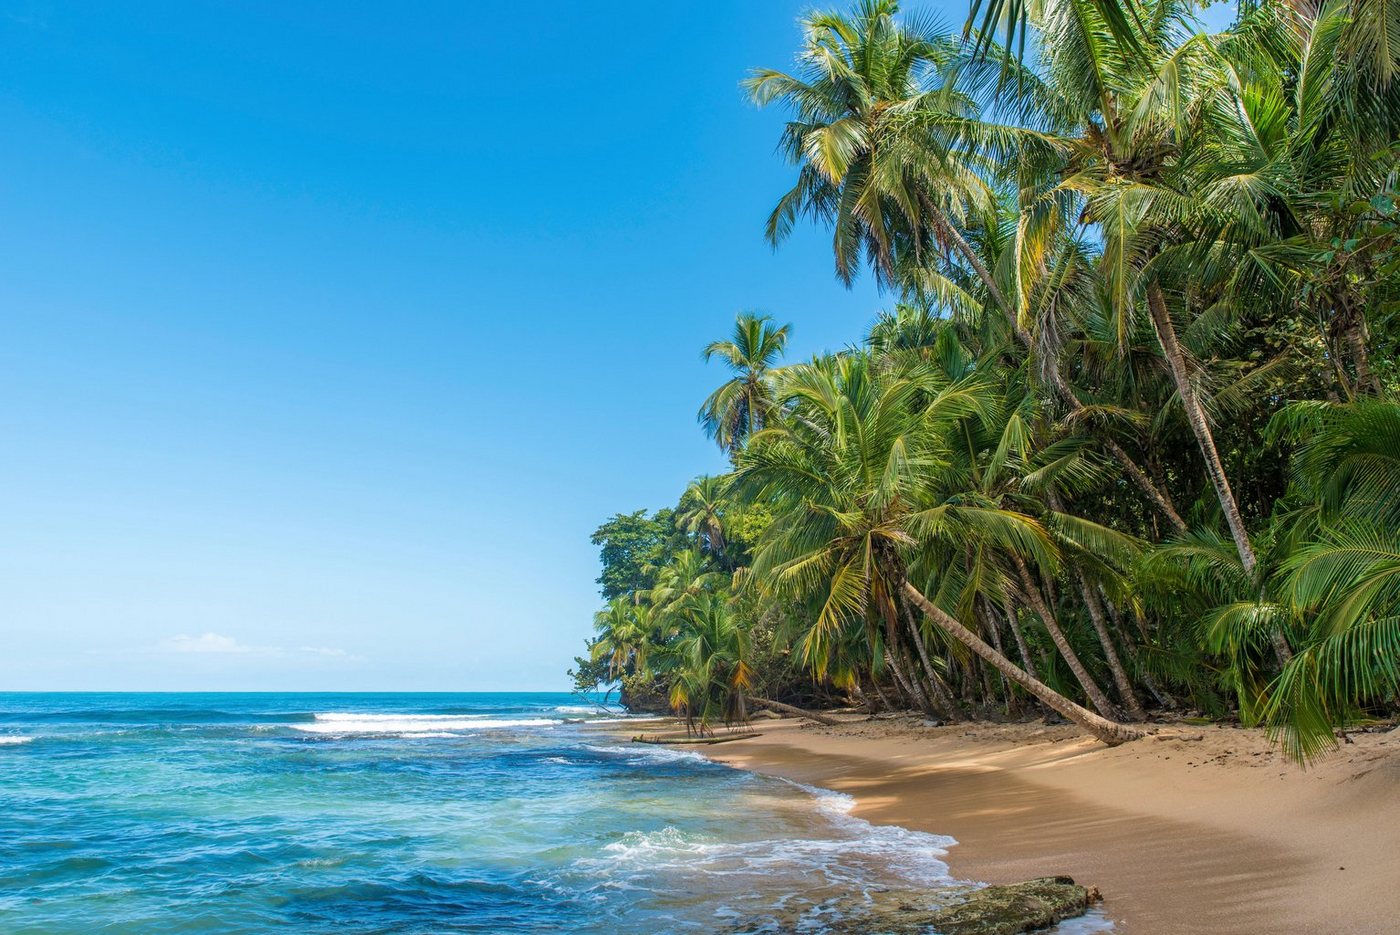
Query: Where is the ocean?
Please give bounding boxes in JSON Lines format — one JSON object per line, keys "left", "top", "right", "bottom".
{"left": 0, "top": 692, "right": 1112, "bottom": 933}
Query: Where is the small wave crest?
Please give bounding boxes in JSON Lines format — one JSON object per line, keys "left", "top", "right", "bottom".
{"left": 0, "top": 735, "right": 34, "bottom": 746}
{"left": 581, "top": 742, "right": 711, "bottom": 766}
{"left": 291, "top": 714, "right": 561, "bottom": 735}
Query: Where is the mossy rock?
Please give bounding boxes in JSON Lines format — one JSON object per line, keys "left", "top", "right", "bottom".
{"left": 913, "top": 876, "right": 1096, "bottom": 935}
{"left": 739, "top": 876, "right": 1095, "bottom": 934}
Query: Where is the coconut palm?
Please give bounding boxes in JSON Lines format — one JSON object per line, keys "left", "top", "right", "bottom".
{"left": 736, "top": 351, "right": 1143, "bottom": 744}
{"left": 745, "top": 0, "right": 1005, "bottom": 294}
{"left": 698, "top": 313, "right": 792, "bottom": 455}
{"left": 667, "top": 593, "right": 756, "bottom": 733}
{"left": 676, "top": 475, "right": 731, "bottom": 561}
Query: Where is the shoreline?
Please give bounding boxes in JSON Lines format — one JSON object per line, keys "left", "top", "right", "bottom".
{"left": 634, "top": 716, "right": 1399, "bottom": 934}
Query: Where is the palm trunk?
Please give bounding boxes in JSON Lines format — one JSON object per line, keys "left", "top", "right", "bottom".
{"left": 869, "top": 676, "right": 894, "bottom": 713}
{"left": 1104, "top": 439, "right": 1187, "bottom": 533}
{"left": 976, "top": 600, "right": 1014, "bottom": 708}
{"left": 997, "top": 584, "right": 1042, "bottom": 680}
{"left": 904, "top": 601, "right": 963, "bottom": 722}
{"left": 901, "top": 581, "right": 1141, "bottom": 746}
{"left": 1010, "top": 554, "right": 1120, "bottom": 719}
{"left": 1146, "top": 284, "right": 1254, "bottom": 570}
{"left": 1077, "top": 572, "right": 1147, "bottom": 721}
{"left": 897, "top": 641, "right": 937, "bottom": 716}
{"left": 1045, "top": 489, "right": 1147, "bottom": 722}
{"left": 750, "top": 696, "right": 840, "bottom": 727}
{"left": 1147, "top": 283, "right": 1294, "bottom": 665}
{"left": 884, "top": 647, "right": 921, "bottom": 712}
{"left": 1343, "top": 314, "right": 1381, "bottom": 396}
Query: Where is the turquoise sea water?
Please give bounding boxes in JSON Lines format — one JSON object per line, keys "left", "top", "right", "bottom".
{"left": 0, "top": 693, "right": 1111, "bottom": 933}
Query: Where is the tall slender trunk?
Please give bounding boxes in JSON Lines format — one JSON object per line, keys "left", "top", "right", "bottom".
{"left": 885, "top": 646, "right": 930, "bottom": 714}
{"left": 1077, "top": 571, "right": 1146, "bottom": 721}
{"left": 1147, "top": 283, "right": 1293, "bottom": 664}
{"left": 898, "top": 640, "right": 938, "bottom": 715}
{"left": 1343, "top": 314, "right": 1381, "bottom": 396}
{"left": 976, "top": 600, "right": 1013, "bottom": 708}
{"left": 1146, "top": 284, "right": 1253, "bottom": 570}
{"left": 997, "top": 584, "right": 1041, "bottom": 681}
{"left": 1010, "top": 554, "right": 1119, "bottom": 719}
{"left": 931, "top": 206, "right": 1185, "bottom": 534}
{"left": 901, "top": 581, "right": 1141, "bottom": 746}
{"left": 870, "top": 676, "right": 895, "bottom": 713}
{"left": 904, "top": 605, "right": 963, "bottom": 722}
{"left": 1045, "top": 489, "right": 1147, "bottom": 722}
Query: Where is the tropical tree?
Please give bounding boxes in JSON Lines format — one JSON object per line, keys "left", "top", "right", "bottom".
{"left": 736, "top": 351, "right": 1143, "bottom": 743}
{"left": 698, "top": 313, "right": 792, "bottom": 454}
{"left": 676, "top": 476, "right": 731, "bottom": 562}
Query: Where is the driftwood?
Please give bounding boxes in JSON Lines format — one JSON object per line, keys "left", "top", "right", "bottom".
{"left": 631, "top": 732, "right": 760, "bottom": 745}
{"left": 748, "top": 696, "right": 841, "bottom": 727}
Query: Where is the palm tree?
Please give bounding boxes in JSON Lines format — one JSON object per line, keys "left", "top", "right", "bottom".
{"left": 753, "top": 0, "right": 1190, "bottom": 534}
{"left": 745, "top": 0, "right": 1004, "bottom": 293}
{"left": 667, "top": 593, "right": 756, "bottom": 733}
{"left": 698, "top": 313, "right": 791, "bottom": 455}
{"left": 1264, "top": 399, "right": 1400, "bottom": 758}
{"left": 676, "top": 475, "right": 730, "bottom": 560}
{"left": 736, "top": 351, "right": 1143, "bottom": 744}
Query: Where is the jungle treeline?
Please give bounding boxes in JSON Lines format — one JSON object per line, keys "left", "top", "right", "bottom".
{"left": 571, "top": 0, "right": 1400, "bottom": 761}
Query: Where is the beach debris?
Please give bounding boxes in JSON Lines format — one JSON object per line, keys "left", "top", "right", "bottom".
{"left": 748, "top": 696, "right": 842, "bottom": 726}
{"left": 630, "top": 732, "right": 760, "bottom": 745}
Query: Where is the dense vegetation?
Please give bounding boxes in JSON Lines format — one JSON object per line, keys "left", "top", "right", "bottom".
{"left": 572, "top": 0, "right": 1400, "bottom": 761}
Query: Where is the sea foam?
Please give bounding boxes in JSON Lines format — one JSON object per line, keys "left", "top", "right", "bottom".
{"left": 291, "top": 713, "right": 561, "bottom": 735}
{"left": 0, "top": 736, "right": 33, "bottom": 745}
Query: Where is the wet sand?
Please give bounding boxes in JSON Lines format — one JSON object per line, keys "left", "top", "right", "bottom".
{"left": 680, "top": 717, "right": 1400, "bottom": 933}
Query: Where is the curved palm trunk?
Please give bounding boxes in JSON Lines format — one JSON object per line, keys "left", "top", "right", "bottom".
{"left": 896, "top": 641, "right": 938, "bottom": 716}
{"left": 1146, "top": 284, "right": 1293, "bottom": 665}
{"left": 1010, "top": 555, "right": 1120, "bottom": 719}
{"left": 930, "top": 204, "right": 1186, "bottom": 534}
{"left": 1146, "top": 285, "right": 1255, "bottom": 571}
{"left": 903, "top": 600, "right": 964, "bottom": 722}
{"left": 975, "top": 600, "right": 1014, "bottom": 708}
{"left": 996, "top": 583, "right": 1042, "bottom": 680}
{"left": 901, "top": 582, "right": 1141, "bottom": 746}
{"left": 1077, "top": 572, "right": 1147, "bottom": 721}
{"left": 883, "top": 647, "right": 922, "bottom": 712}
{"left": 1343, "top": 316, "right": 1381, "bottom": 396}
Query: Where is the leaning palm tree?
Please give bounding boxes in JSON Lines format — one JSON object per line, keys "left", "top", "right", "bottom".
{"left": 753, "top": 0, "right": 1188, "bottom": 534}
{"left": 736, "top": 351, "right": 1143, "bottom": 744}
{"left": 698, "top": 313, "right": 791, "bottom": 455}
{"left": 745, "top": 0, "right": 1005, "bottom": 293}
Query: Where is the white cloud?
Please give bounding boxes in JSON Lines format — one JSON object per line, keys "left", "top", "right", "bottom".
{"left": 165, "top": 632, "right": 258, "bottom": 654}
{"left": 153, "top": 632, "right": 355, "bottom": 661}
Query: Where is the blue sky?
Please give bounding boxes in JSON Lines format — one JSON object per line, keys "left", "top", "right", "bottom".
{"left": 0, "top": 2, "right": 1239, "bottom": 691}
{"left": 0, "top": 1, "right": 904, "bottom": 690}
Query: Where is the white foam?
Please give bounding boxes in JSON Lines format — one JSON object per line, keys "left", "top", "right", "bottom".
{"left": 0, "top": 736, "right": 33, "bottom": 746}
{"left": 582, "top": 742, "right": 711, "bottom": 765}
{"left": 292, "top": 714, "right": 561, "bottom": 735}
{"left": 312, "top": 712, "right": 491, "bottom": 722}
{"left": 579, "top": 816, "right": 956, "bottom": 891}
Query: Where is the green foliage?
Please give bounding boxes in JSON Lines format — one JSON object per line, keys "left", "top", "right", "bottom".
{"left": 573, "top": 0, "right": 1400, "bottom": 760}
{"left": 589, "top": 509, "right": 685, "bottom": 601}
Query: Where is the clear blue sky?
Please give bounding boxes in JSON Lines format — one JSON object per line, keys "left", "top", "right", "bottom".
{"left": 0, "top": 0, "right": 924, "bottom": 690}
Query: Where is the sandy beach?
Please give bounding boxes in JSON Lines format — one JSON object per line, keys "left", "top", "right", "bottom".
{"left": 665, "top": 716, "right": 1400, "bottom": 934}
